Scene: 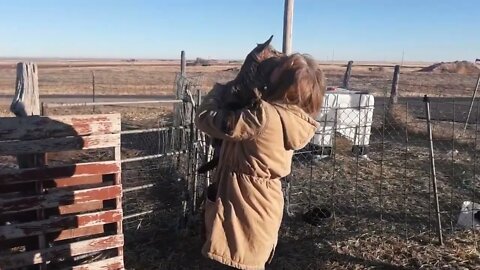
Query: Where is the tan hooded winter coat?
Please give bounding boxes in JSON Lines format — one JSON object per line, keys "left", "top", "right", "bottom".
{"left": 195, "top": 87, "right": 319, "bottom": 270}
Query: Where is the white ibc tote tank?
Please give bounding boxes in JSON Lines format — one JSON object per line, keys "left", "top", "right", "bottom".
{"left": 311, "top": 87, "right": 375, "bottom": 157}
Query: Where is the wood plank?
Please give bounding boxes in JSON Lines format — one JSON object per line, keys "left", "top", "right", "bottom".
{"left": 0, "top": 185, "right": 122, "bottom": 214}
{"left": 0, "top": 180, "right": 113, "bottom": 199}
{"left": 59, "top": 201, "right": 104, "bottom": 215}
{"left": 45, "top": 174, "right": 105, "bottom": 188}
{"left": 0, "top": 209, "right": 122, "bottom": 240}
{"left": 45, "top": 180, "right": 114, "bottom": 193}
{"left": 66, "top": 255, "right": 124, "bottom": 270}
{"left": 0, "top": 234, "right": 124, "bottom": 269}
{"left": 0, "top": 133, "right": 120, "bottom": 155}
{"left": 53, "top": 224, "right": 105, "bottom": 241}
{"left": 0, "top": 161, "right": 120, "bottom": 185}
{"left": 0, "top": 114, "right": 121, "bottom": 141}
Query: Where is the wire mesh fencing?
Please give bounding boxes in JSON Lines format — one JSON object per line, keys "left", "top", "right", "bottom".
{"left": 116, "top": 66, "right": 480, "bottom": 269}
{"left": 144, "top": 90, "right": 479, "bottom": 269}
{"left": 121, "top": 125, "right": 192, "bottom": 231}
{"left": 5, "top": 60, "right": 479, "bottom": 268}
{"left": 280, "top": 96, "right": 480, "bottom": 243}
{"left": 37, "top": 73, "right": 207, "bottom": 261}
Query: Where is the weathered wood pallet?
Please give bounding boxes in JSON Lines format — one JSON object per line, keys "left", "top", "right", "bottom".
{"left": 0, "top": 114, "right": 124, "bottom": 270}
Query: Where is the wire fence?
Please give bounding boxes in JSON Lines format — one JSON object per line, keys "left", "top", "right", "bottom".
{"left": 39, "top": 73, "right": 204, "bottom": 231}
{"left": 3, "top": 62, "right": 480, "bottom": 269}
{"left": 284, "top": 98, "right": 480, "bottom": 238}
{"left": 119, "top": 93, "right": 480, "bottom": 269}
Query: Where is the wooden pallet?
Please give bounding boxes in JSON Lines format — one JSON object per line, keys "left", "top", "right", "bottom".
{"left": 0, "top": 114, "right": 123, "bottom": 270}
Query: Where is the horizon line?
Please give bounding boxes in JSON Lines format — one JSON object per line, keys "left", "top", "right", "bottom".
{"left": 0, "top": 56, "right": 444, "bottom": 64}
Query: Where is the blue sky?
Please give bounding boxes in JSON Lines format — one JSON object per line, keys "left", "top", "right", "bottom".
{"left": 0, "top": 0, "right": 478, "bottom": 62}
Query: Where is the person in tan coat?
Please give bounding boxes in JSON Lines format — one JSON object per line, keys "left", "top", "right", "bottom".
{"left": 195, "top": 53, "right": 325, "bottom": 270}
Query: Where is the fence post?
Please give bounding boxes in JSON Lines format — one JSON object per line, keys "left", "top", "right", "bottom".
{"left": 11, "top": 62, "right": 40, "bottom": 117}
{"left": 342, "top": 60, "right": 353, "bottom": 89}
{"left": 191, "top": 89, "right": 202, "bottom": 214}
{"left": 92, "top": 71, "right": 96, "bottom": 113}
{"left": 174, "top": 51, "right": 187, "bottom": 126}
{"left": 423, "top": 95, "right": 444, "bottom": 246}
{"left": 92, "top": 71, "right": 96, "bottom": 102}
{"left": 181, "top": 50, "right": 186, "bottom": 76}
{"left": 463, "top": 72, "right": 480, "bottom": 133}
{"left": 182, "top": 51, "right": 193, "bottom": 125}
{"left": 390, "top": 65, "right": 400, "bottom": 104}
{"left": 10, "top": 62, "right": 47, "bottom": 267}
{"left": 10, "top": 62, "right": 45, "bottom": 168}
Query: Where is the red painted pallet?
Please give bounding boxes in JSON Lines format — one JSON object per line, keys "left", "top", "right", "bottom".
{"left": 0, "top": 114, "right": 123, "bottom": 270}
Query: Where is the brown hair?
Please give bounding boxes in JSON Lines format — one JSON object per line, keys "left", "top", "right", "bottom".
{"left": 263, "top": 53, "right": 325, "bottom": 116}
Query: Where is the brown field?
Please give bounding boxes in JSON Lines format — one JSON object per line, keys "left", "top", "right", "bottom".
{"left": 0, "top": 59, "right": 478, "bottom": 100}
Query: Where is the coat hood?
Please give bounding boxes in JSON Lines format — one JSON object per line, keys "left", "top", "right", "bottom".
{"left": 272, "top": 103, "right": 319, "bottom": 151}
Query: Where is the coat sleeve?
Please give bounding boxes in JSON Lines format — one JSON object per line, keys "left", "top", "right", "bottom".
{"left": 194, "top": 86, "right": 267, "bottom": 141}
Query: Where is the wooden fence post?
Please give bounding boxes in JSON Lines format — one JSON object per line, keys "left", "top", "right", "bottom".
{"left": 463, "top": 72, "right": 480, "bottom": 133}
{"left": 390, "top": 65, "right": 400, "bottom": 104}
{"left": 181, "top": 50, "right": 186, "bottom": 76}
{"left": 342, "top": 60, "right": 353, "bottom": 89}
{"left": 10, "top": 62, "right": 47, "bottom": 268}
{"left": 92, "top": 71, "right": 96, "bottom": 102}
{"left": 10, "top": 62, "right": 45, "bottom": 168}
{"left": 181, "top": 51, "right": 194, "bottom": 125}
{"left": 11, "top": 62, "right": 40, "bottom": 117}
{"left": 92, "top": 71, "right": 96, "bottom": 113}
{"left": 174, "top": 51, "right": 187, "bottom": 126}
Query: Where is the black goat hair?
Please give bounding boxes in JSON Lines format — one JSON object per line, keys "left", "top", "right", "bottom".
{"left": 197, "top": 35, "right": 282, "bottom": 174}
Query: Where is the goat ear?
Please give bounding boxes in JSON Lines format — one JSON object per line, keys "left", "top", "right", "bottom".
{"left": 248, "top": 35, "right": 275, "bottom": 62}
{"left": 257, "top": 35, "right": 274, "bottom": 50}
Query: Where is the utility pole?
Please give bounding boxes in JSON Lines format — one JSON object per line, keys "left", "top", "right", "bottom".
{"left": 282, "top": 0, "right": 294, "bottom": 55}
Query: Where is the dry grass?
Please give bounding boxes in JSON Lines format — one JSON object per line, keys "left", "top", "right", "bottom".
{"left": 124, "top": 228, "right": 480, "bottom": 269}
{"left": 419, "top": 61, "right": 480, "bottom": 75}
{"left": 0, "top": 60, "right": 478, "bottom": 99}
{"left": 0, "top": 61, "right": 237, "bottom": 96}
{"left": 388, "top": 103, "right": 479, "bottom": 146}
